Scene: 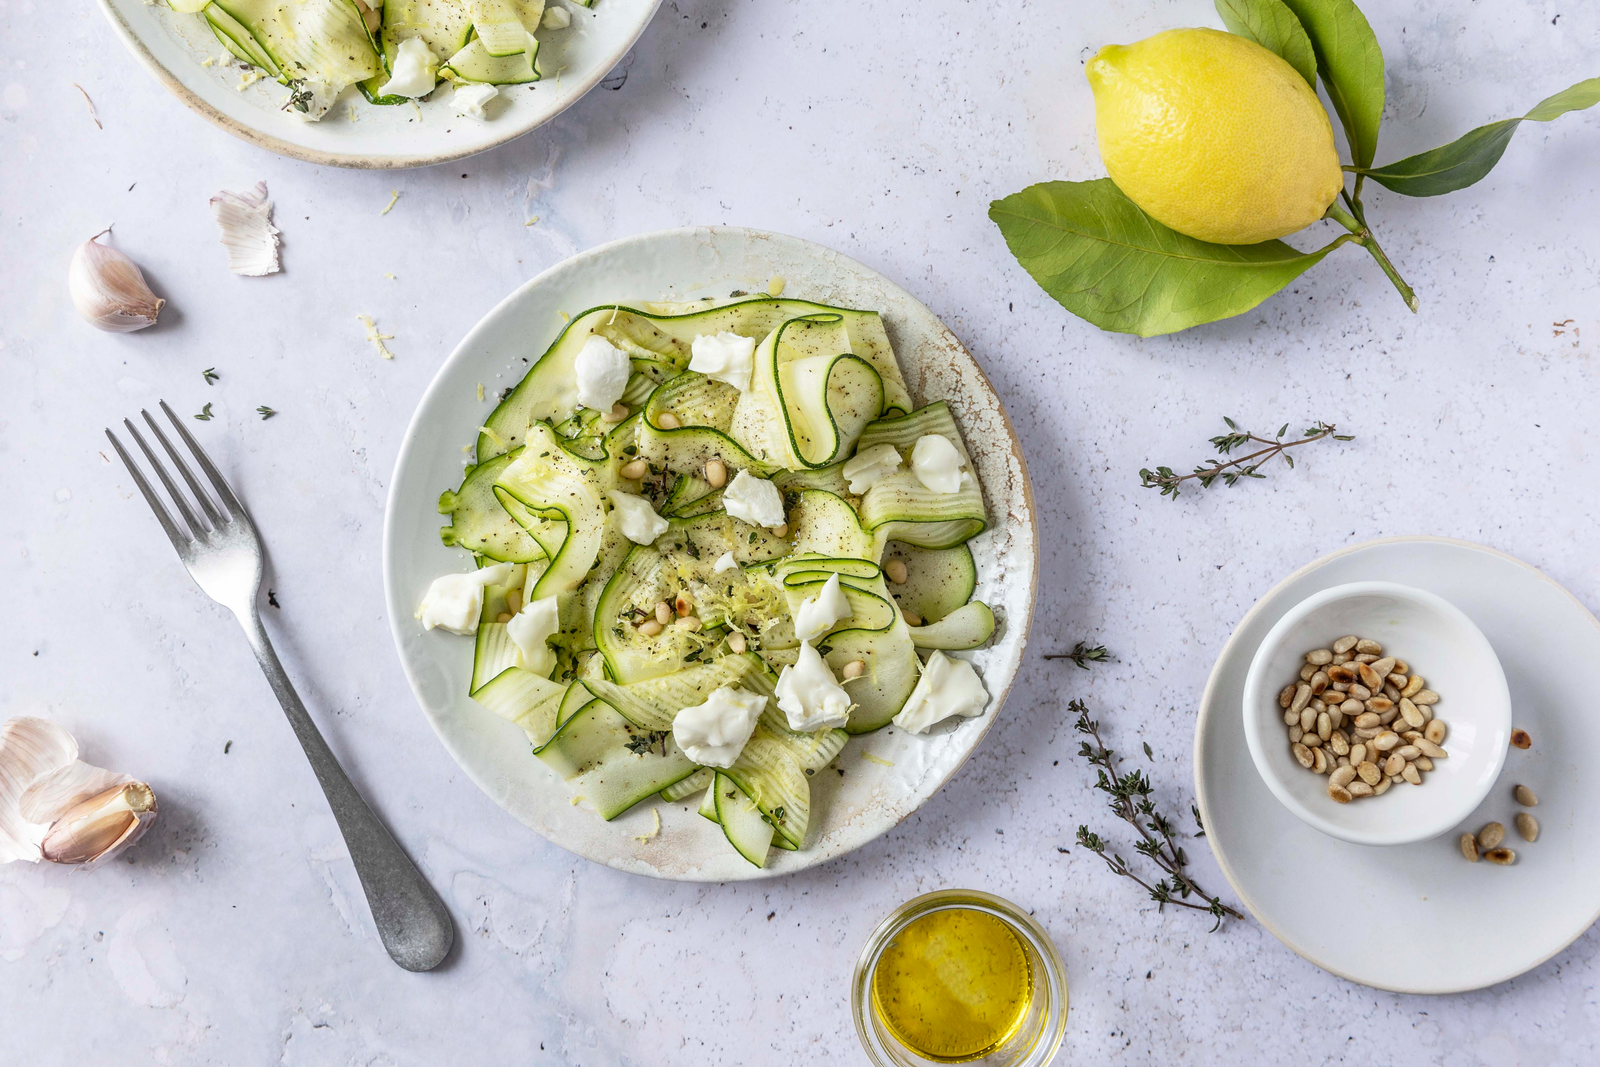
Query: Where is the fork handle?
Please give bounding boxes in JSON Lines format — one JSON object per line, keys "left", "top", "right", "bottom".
{"left": 238, "top": 607, "right": 454, "bottom": 971}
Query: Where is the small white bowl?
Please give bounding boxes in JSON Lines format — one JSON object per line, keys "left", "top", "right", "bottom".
{"left": 1242, "top": 581, "right": 1511, "bottom": 846}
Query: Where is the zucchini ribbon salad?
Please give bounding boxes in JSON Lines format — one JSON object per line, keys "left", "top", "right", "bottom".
{"left": 417, "top": 297, "right": 998, "bottom": 867}
{"left": 164, "top": 0, "right": 586, "bottom": 120}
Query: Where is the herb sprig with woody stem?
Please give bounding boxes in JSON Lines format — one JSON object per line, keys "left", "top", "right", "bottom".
{"left": 1044, "top": 641, "right": 1109, "bottom": 669}
{"left": 1140, "top": 418, "right": 1351, "bottom": 499}
{"left": 1071, "top": 699, "right": 1241, "bottom": 931}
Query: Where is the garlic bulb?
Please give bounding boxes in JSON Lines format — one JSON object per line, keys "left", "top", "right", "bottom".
{"left": 68, "top": 232, "right": 165, "bottom": 332}
{"left": 0, "top": 717, "right": 157, "bottom": 868}
{"left": 209, "top": 181, "right": 282, "bottom": 276}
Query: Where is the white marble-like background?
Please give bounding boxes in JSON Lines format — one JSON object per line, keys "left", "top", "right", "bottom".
{"left": 4, "top": 0, "right": 1599, "bottom": 1062}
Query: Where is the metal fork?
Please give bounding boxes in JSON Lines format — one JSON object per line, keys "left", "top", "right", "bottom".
{"left": 106, "top": 401, "right": 453, "bottom": 972}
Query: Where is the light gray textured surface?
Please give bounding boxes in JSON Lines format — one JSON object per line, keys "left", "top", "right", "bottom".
{"left": 3, "top": 0, "right": 1598, "bottom": 1063}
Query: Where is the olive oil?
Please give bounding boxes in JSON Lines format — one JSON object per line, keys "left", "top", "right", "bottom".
{"left": 870, "top": 907, "right": 1033, "bottom": 1061}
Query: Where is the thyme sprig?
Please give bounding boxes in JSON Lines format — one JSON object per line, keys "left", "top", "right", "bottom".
{"left": 1071, "top": 699, "right": 1241, "bottom": 931}
{"left": 1044, "top": 641, "right": 1109, "bottom": 669}
{"left": 1139, "top": 418, "right": 1352, "bottom": 499}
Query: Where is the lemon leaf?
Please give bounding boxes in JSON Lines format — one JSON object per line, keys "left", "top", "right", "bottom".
{"left": 1214, "top": 0, "right": 1317, "bottom": 88}
{"left": 1361, "top": 77, "right": 1600, "bottom": 197}
{"left": 1280, "top": 0, "right": 1385, "bottom": 169}
{"left": 989, "top": 179, "right": 1357, "bottom": 337}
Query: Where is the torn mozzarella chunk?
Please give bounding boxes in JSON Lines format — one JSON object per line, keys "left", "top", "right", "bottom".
{"left": 893, "top": 651, "right": 988, "bottom": 734}
{"left": 722, "top": 470, "right": 785, "bottom": 528}
{"left": 507, "top": 594, "right": 561, "bottom": 676}
{"left": 673, "top": 686, "right": 766, "bottom": 768}
{"left": 449, "top": 82, "right": 499, "bottom": 119}
{"left": 574, "top": 334, "right": 631, "bottom": 412}
{"left": 713, "top": 551, "right": 738, "bottom": 574}
{"left": 688, "top": 331, "right": 757, "bottom": 393}
{"left": 793, "top": 572, "right": 851, "bottom": 642}
{"left": 608, "top": 490, "right": 669, "bottom": 545}
{"left": 910, "top": 434, "right": 967, "bottom": 494}
{"left": 776, "top": 642, "right": 852, "bottom": 732}
{"left": 842, "top": 442, "right": 902, "bottom": 494}
{"left": 378, "top": 37, "right": 439, "bottom": 98}
{"left": 416, "top": 562, "right": 513, "bottom": 636}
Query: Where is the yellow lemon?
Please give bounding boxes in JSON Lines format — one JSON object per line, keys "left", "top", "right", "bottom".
{"left": 1086, "top": 28, "right": 1344, "bottom": 245}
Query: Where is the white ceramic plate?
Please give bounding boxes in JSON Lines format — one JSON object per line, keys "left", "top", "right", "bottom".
{"left": 1195, "top": 537, "right": 1600, "bottom": 993}
{"left": 97, "top": 0, "right": 660, "bottom": 168}
{"left": 383, "top": 226, "right": 1037, "bottom": 881}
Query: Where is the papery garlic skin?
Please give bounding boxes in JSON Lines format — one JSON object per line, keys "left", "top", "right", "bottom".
{"left": 0, "top": 716, "right": 157, "bottom": 867}
{"left": 68, "top": 235, "right": 164, "bottom": 332}
{"left": 210, "top": 182, "right": 282, "bottom": 277}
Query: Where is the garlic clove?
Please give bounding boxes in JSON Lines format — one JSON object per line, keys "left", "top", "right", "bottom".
{"left": 68, "top": 233, "right": 165, "bottom": 333}
{"left": 0, "top": 717, "right": 77, "bottom": 864}
{"left": 209, "top": 181, "right": 282, "bottom": 276}
{"left": 39, "top": 781, "right": 157, "bottom": 866}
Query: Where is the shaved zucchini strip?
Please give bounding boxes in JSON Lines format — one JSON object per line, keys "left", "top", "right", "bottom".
{"left": 907, "top": 601, "right": 996, "bottom": 650}
{"left": 785, "top": 489, "right": 873, "bottom": 559}
{"left": 438, "top": 450, "right": 548, "bottom": 562}
{"left": 583, "top": 656, "right": 760, "bottom": 731}
{"left": 856, "top": 403, "right": 987, "bottom": 550}
{"left": 825, "top": 619, "right": 921, "bottom": 733}
{"left": 442, "top": 34, "right": 539, "bottom": 84}
{"left": 536, "top": 699, "right": 698, "bottom": 820}
{"left": 661, "top": 766, "right": 714, "bottom": 802}
{"left": 210, "top": 0, "right": 380, "bottom": 110}
{"left": 715, "top": 773, "right": 776, "bottom": 867}
{"left": 882, "top": 542, "right": 976, "bottom": 623}
{"left": 473, "top": 667, "right": 568, "bottom": 746}
{"left": 495, "top": 423, "right": 606, "bottom": 600}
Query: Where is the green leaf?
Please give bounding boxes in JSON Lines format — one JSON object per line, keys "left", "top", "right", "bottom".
{"left": 1214, "top": 0, "right": 1316, "bottom": 87}
{"left": 1279, "top": 0, "right": 1385, "bottom": 169}
{"left": 1361, "top": 76, "right": 1600, "bottom": 197}
{"left": 989, "top": 179, "right": 1356, "bottom": 337}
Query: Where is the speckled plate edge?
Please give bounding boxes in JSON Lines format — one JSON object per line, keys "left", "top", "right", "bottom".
{"left": 95, "top": 0, "right": 661, "bottom": 169}
{"left": 1193, "top": 535, "right": 1600, "bottom": 993}
{"left": 382, "top": 226, "right": 1038, "bottom": 880}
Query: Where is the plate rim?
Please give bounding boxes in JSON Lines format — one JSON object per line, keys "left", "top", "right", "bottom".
{"left": 1193, "top": 534, "right": 1600, "bottom": 994}
{"left": 95, "top": 0, "right": 663, "bottom": 170}
{"left": 381, "top": 224, "right": 1039, "bottom": 880}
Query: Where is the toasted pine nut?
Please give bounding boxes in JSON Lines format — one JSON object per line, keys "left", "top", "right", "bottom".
{"left": 727, "top": 632, "right": 747, "bottom": 653}
{"left": 1357, "top": 663, "right": 1382, "bottom": 689}
{"left": 1514, "top": 784, "right": 1538, "bottom": 807}
{"left": 1400, "top": 675, "right": 1424, "bottom": 699}
{"left": 1515, "top": 813, "right": 1539, "bottom": 842}
{"left": 637, "top": 619, "right": 663, "bottom": 637}
{"left": 704, "top": 458, "right": 728, "bottom": 488}
{"left": 655, "top": 601, "right": 671, "bottom": 625}
{"left": 1355, "top": 712, "right": 1380, "bottom": 730}
{"left": 773, "top": 523, "right": 789, "bottom": 538}
{"left": 1510, "top": 729, "right": 1532, "bottom": 749}
{"left": 1348, "top": 780, "right": 1374, "bottom": 797}
{"left": 1391, "top": 659, "right": 1409, "bottom": 675}
{"left": 602, "top": 402, "right": 630, "bottom": 423}
{"left": 1423, "top": 719, "right": 1447, "bottom": 745}
{"left": 1411, "top": 689, "right": 1439, "bottom": 706}
{"left": 504, "top": 589, "right": 522, "bottom": 614}
{"left": 1373, "top": 731, "right": 1400, "bottom": 751}
{"left": 678, "top": 616, "right": 702, "bottom": 631}
{"left": 1310, "top": 671, "right": 1329, "bottom": 695}
{"left": 884, "top": 559, "right": 909, "bottom": 585}
{"left": 675, "top": 594, "right": 692, "bottom": 617}
{"left": 656, "top": 411, "right": 681, "bottom": 429}
{"left": 1292, "top": 743, "right": 1313, "bottom": 769}
{"left": 1461, "top": 833, "right": 1480, "bottom": 862}
{"left": 1484, "top": 848, "right": 1516, "bottom": 866}
{"left": 496, "top": 612, "right": 513, "bottom": 624}
{"left": 620, "top": 458, "right": 650, "bottom": 479}
{"left": 1349, "top": 743, "right": 1367, "bottom": 766}
{"left": 1306, "top": 649, "right": 1333, "bottom": 665}
{"left": 1278, "top": 685, "right": 1296, "bottom": 709}
{"left": 1477, "top": 822, "right": 1505, "bottom": 849}
{"left": 1329, "top": 733, "right": 1349, "bottom": 756}
{"left": 1333, "top": 635, "right": 1359, "bottom": 654}
{"left": 1327, "top": 665, "right": 1355, "bottom": 685}
{"left": 1330, "top": 765, "right": 1357, "bottom": 788}
{"left": 1366, "top": 697, "right": 1393, "bottom": 713}
{"left": 1357, "top": 761, "right": 1381, "bottom": 785}
{"left": 1383, "top": 753, "right": 1405, "bottom": 777}
{"left": 1369, "top": 656, "right": 1396, "bottom": 678}
{"left": 1356, "top": 639, "right": 1382, "bottom": 655}
{"left": 1372, "top": 776, "right": 1392, "bottom": 795}
{"left": 1401, "top": 763, "right": 1422, "bottom": 785}
{"left": 1329, "top": 784, "right": 1353, "bottom": 803}
{"left": 841, "top": 660, "right": 866, "bottom": 680}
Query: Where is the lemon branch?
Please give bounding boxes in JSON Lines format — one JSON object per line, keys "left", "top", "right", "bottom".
{"left": 1325, "top": 202, "right": 1417, "bottom": 313}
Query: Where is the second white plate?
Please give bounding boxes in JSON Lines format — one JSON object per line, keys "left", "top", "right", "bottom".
{"left": 1195, "top": 537, "right": 1600, "bottom": 993}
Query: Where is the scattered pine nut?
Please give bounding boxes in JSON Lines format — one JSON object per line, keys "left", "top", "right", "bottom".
{"left": 504, "top": 589, "right": 522, "bottom": 614}
{"left": 1514, "top": 784, "right": 1538, "bottom": 807}
{"left": 1510, "top": 729, "right": 1532, "bottom": 750}
{"left": 1460, "top": 833, "right": 1480, "bottom": 862}
{"left": 726, "top": 631, "right": 747, "bottom": 653}
{"left": 656, "top": 411, "right": 681, "bottom": 429}
{"left": 655, "top": 601, "right": 671, "bottom": 625}
{"left": 674, "top": 594, "right": 693, "bottom": 617}
{"left": 884, "top": 558, "right": 909, "bottom": 585}
{"left": 1484, "top": 848, "right": 1516, "bottom": 866}
{"left": 496, "top": 612, "right": 513, "bottom": 624}
{"left": 704, "top": 458, "right": 728, "bottom": 488}
{"left": 901, "top": 608, "right": 923, "bottom": 626}
{"left": 1515, "top": 813, "right": 1539, "bottom": 842}
{"left": 678, "top": 616, "right": 702, "bottom": 631}
{"left": 772, "top": 523, "right": 789, "bottom": 538}
{"left": 841, "top": 660, "right": 866, "bottom": 680}
{"left": 602, "top": 402, "right": 630, "bottom": 423}
{"left": 620, "top": 458, "right": 649, "bottom": 479}
{"left": 637, "top": 619, "right": 663, "bottom": 637}
{"left": 1477, "top": 822, "right": 1505, "bottom": 850}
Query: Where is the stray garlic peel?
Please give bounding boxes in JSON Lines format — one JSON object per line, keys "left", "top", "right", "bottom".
{"left": 210, "top": 181, "right": 282, "bottom": 277}
{"left": 0, "top": 717, "right": 157, "bottom": 867}
{"left": 68, "top": 231, "right": 165, "bottom": 332}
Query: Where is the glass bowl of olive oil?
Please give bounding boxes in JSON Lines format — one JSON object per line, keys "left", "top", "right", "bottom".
{"left": 852, "top": 890, "right": 1068, "bottom": 1066}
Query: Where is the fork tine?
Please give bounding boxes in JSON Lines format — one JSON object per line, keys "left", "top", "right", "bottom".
{"left": 105, "top": 428, "right": 190, "bottom": 550}
{"left": 159, "top": 400, "right": 249, "bottom": 522}
{"left": 123, "top": 418, "right": 205, "bottom": 539}
{"left": 142, "top": 409, "right": 224, "bottom": 527}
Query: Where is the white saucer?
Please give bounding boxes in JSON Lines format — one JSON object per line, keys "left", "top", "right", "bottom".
{"left": 1194, "top": 537, "right": 1600, "bottom": 993}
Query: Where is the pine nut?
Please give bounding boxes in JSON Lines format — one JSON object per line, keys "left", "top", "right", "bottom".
{"left": 1461, "top": 833, "right": 1480, "bottom": 862}
{"left": 1400, "top": 675, "right": 1424, "bottom": 699}
{"left": 637, "top": 619, "right": 663, "bottom": 637}
{"left": 841, "top": 660, "right": 866, "bottom": 680}
{"left": 1414, "top": 756, "right": 1433, "bottom": 771}
{"left": 1306, "top": 649, "right": 1333, "bottom": 666}
{"left": 1312, "top": 747, "right": 1329, "bottom": 773}
{"left": 1384, "top": 683, "right": 1402, "bottom": 703}
{"left": 1310, "top": 671, "right": 1330, "bottom": 695}
{"left": 1368, "top": 657, "right": 1394, "bottom": 679}
{"left": 1328, "top": 665, "right": 1355, "bottom": 685}
{"left": 773, "top": 523, "right": 789, "bottom": 538}
{"left": 1331, "top": 652, "right": 1351, "bottom": 665}
{"left": 1372, "top": 776, "right": 1392, "bottom": 795}
{"left": 901, "top": 608, "right": 922, "bottom": 626}
{"left": 1303, "top": 732, "right": 1322, "bottom": 748}
{"left": 1514, "top": 784, "right": 1538, "bottom": 807}
{"left": 1329, "top": 733, "right": 1349, "bottom": 756}
{"left": 1283, "top": 709, "right": 1300, "bottom": 726}
{"left": 1391, "top": 659, "right": 1409, "bottom": 675}
{"left": 1355, "top": 712, "right": 1381, "bottom": 730}
{"left": 1357, "top": 761, "right": 1381, "bottom": 786}
{"left": 1357, "top": 663, "right": 1382, "bottom": 689}
{"left": 1279, "top": 685, "right": 1296, "bottom": 709}
{"left": 1289, "top": 725, "right": 1303, "bottom": 743}
{"left": 1398, "top": 697, "right": 1424, "bottom": 728}
{"left": 1477, "top": 822, "right": 1505, "bottom": 849}
{"left": 1395, "top": 745, "right": 1420, "bottom": 761}
{"left": 656, "top": 411, "right": 681, "bottom": 429}
{"left": 1366, "top": 697, "right": 1393, "bottom": 713}
{"left": 1300, "top": 706, "right": 1316, "bottom": 732}
{"left": 884, "top": 559, "right": 909, "bottom": 584}
{"left": 675, "top": 594, "right": 692, "bottom": 617}
{"left": 1401, "top": 763, "right": 1422, "bottom": 786}
{"left": 496, "top": 612, "right": 513, "bottom": 624}
{"left": 1386, "top": 672, "right": 1408, "bottom": 688}
{"left": 1292, "top": 743, "right": 1313, "bottom": 769}
{"left": 1424, "top": 719, "right": 1448, "bottom": 745}
{"left": 504, "top": 589, "right": 522, "bottom": 613}
{"left": 655, "top": 601, "right": 671, "bottom": 625}
{"left": 704, "top": 458, "right": 728, "bottom": 488}
{"left": 1515, "top": 813, "right": 1539, "bottom": 842}
{"left": 1411, "top": 689, "right": 1439, "bottom": 706}
{"left": 1484, "top": 847, "right": 1516, "bottom": 866}
{"left": 1329, "top": 784, "right": 1354, "bottom": 804}
{"left": 1310, "top": 698, "right": 1326, "bottom": 714}
{"left": 1374, "top": 731, "right": 1400, "bottom": 751}
{"left": 1377, "top": 707, "right": 1399, "bottom": 726}
{"left": 602, "top": 402, "right": 631, "bottom": 423}
{"left": 727, "top": 632, "right": 747, "bottom": 653}
{"left": 1511, "top": 729, "right": 1531, "bottom": 749}
{"left": 1415, "top": 739, "right": 1447, "bottom": 759}
{"left": 1333, "top": 635, "right": 1359, "bottom": 655}
{"left": 1317, "top": 711, "right": 1332, "bottom": 740}
{"left": 1330, "top": 765, "right": 1358, "bottom": 788}
{"left": 1348, "top": 781, "right": 1374, "bottom": 798}
{"left": 1328, "top": 709, "right": 1344, "bottom": 730}
{"left": 620, "top": 458, "right": 649, "bottom": 480}
{"left": 1300, "top": 664, "right": 1316, "bottom": 681}
{"left": 1349, "top": 743, "right": 1368, "bottom": 766}
{"left": 678, "top": 616, "right": 702, "bottom": 631}
{"left": 1349, "top": 684, "right": 1373, "bottom": 701}
{"left": 1383, "top": 753, "right": 1405, "bottom": 777}
{"left": 1356, "top": 639, "right": 1382, "bottom": 655}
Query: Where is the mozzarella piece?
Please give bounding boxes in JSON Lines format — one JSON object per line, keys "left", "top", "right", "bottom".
{"left": 793, "top": 572, "right": 851, "bottom": 642}
{"left": 713, "top": 551, "right": 738, "bottom": 574}
{"left": 673, "top": 686, "right": 766, "bottom": 768}
{"left": 608, "top": 490, "right": 669, "bottom": 545}
{"left": 449, "top": 82, "right": 499, "bottom": 119}
{"left": 506, "top": 594, "right": 560, "bottom": 677}
{"left": 910, "top": 434, "right": 967, "bottom": 494}
{"left": 378, "top": 37, "right": 439, "bottom": 99}
{"left": 574, "top": 334, "right": 631, "bottom": 412}
{"left": 776, "top": 641, "right": 852, "bottom": 732}
{"left": 415, "top": 562, "right": 513, "bottom": 636}
{"left": 688, "top": 331, "right": 757, "bottom": 393}
{"left": 842, "top": 442, "right": 902, "bottom": 494}
{"left": 722, "top": 470, "right": 785, "bottom": 528}
{"left": 893, "top": 651, "right": 989, "bottom": 734}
